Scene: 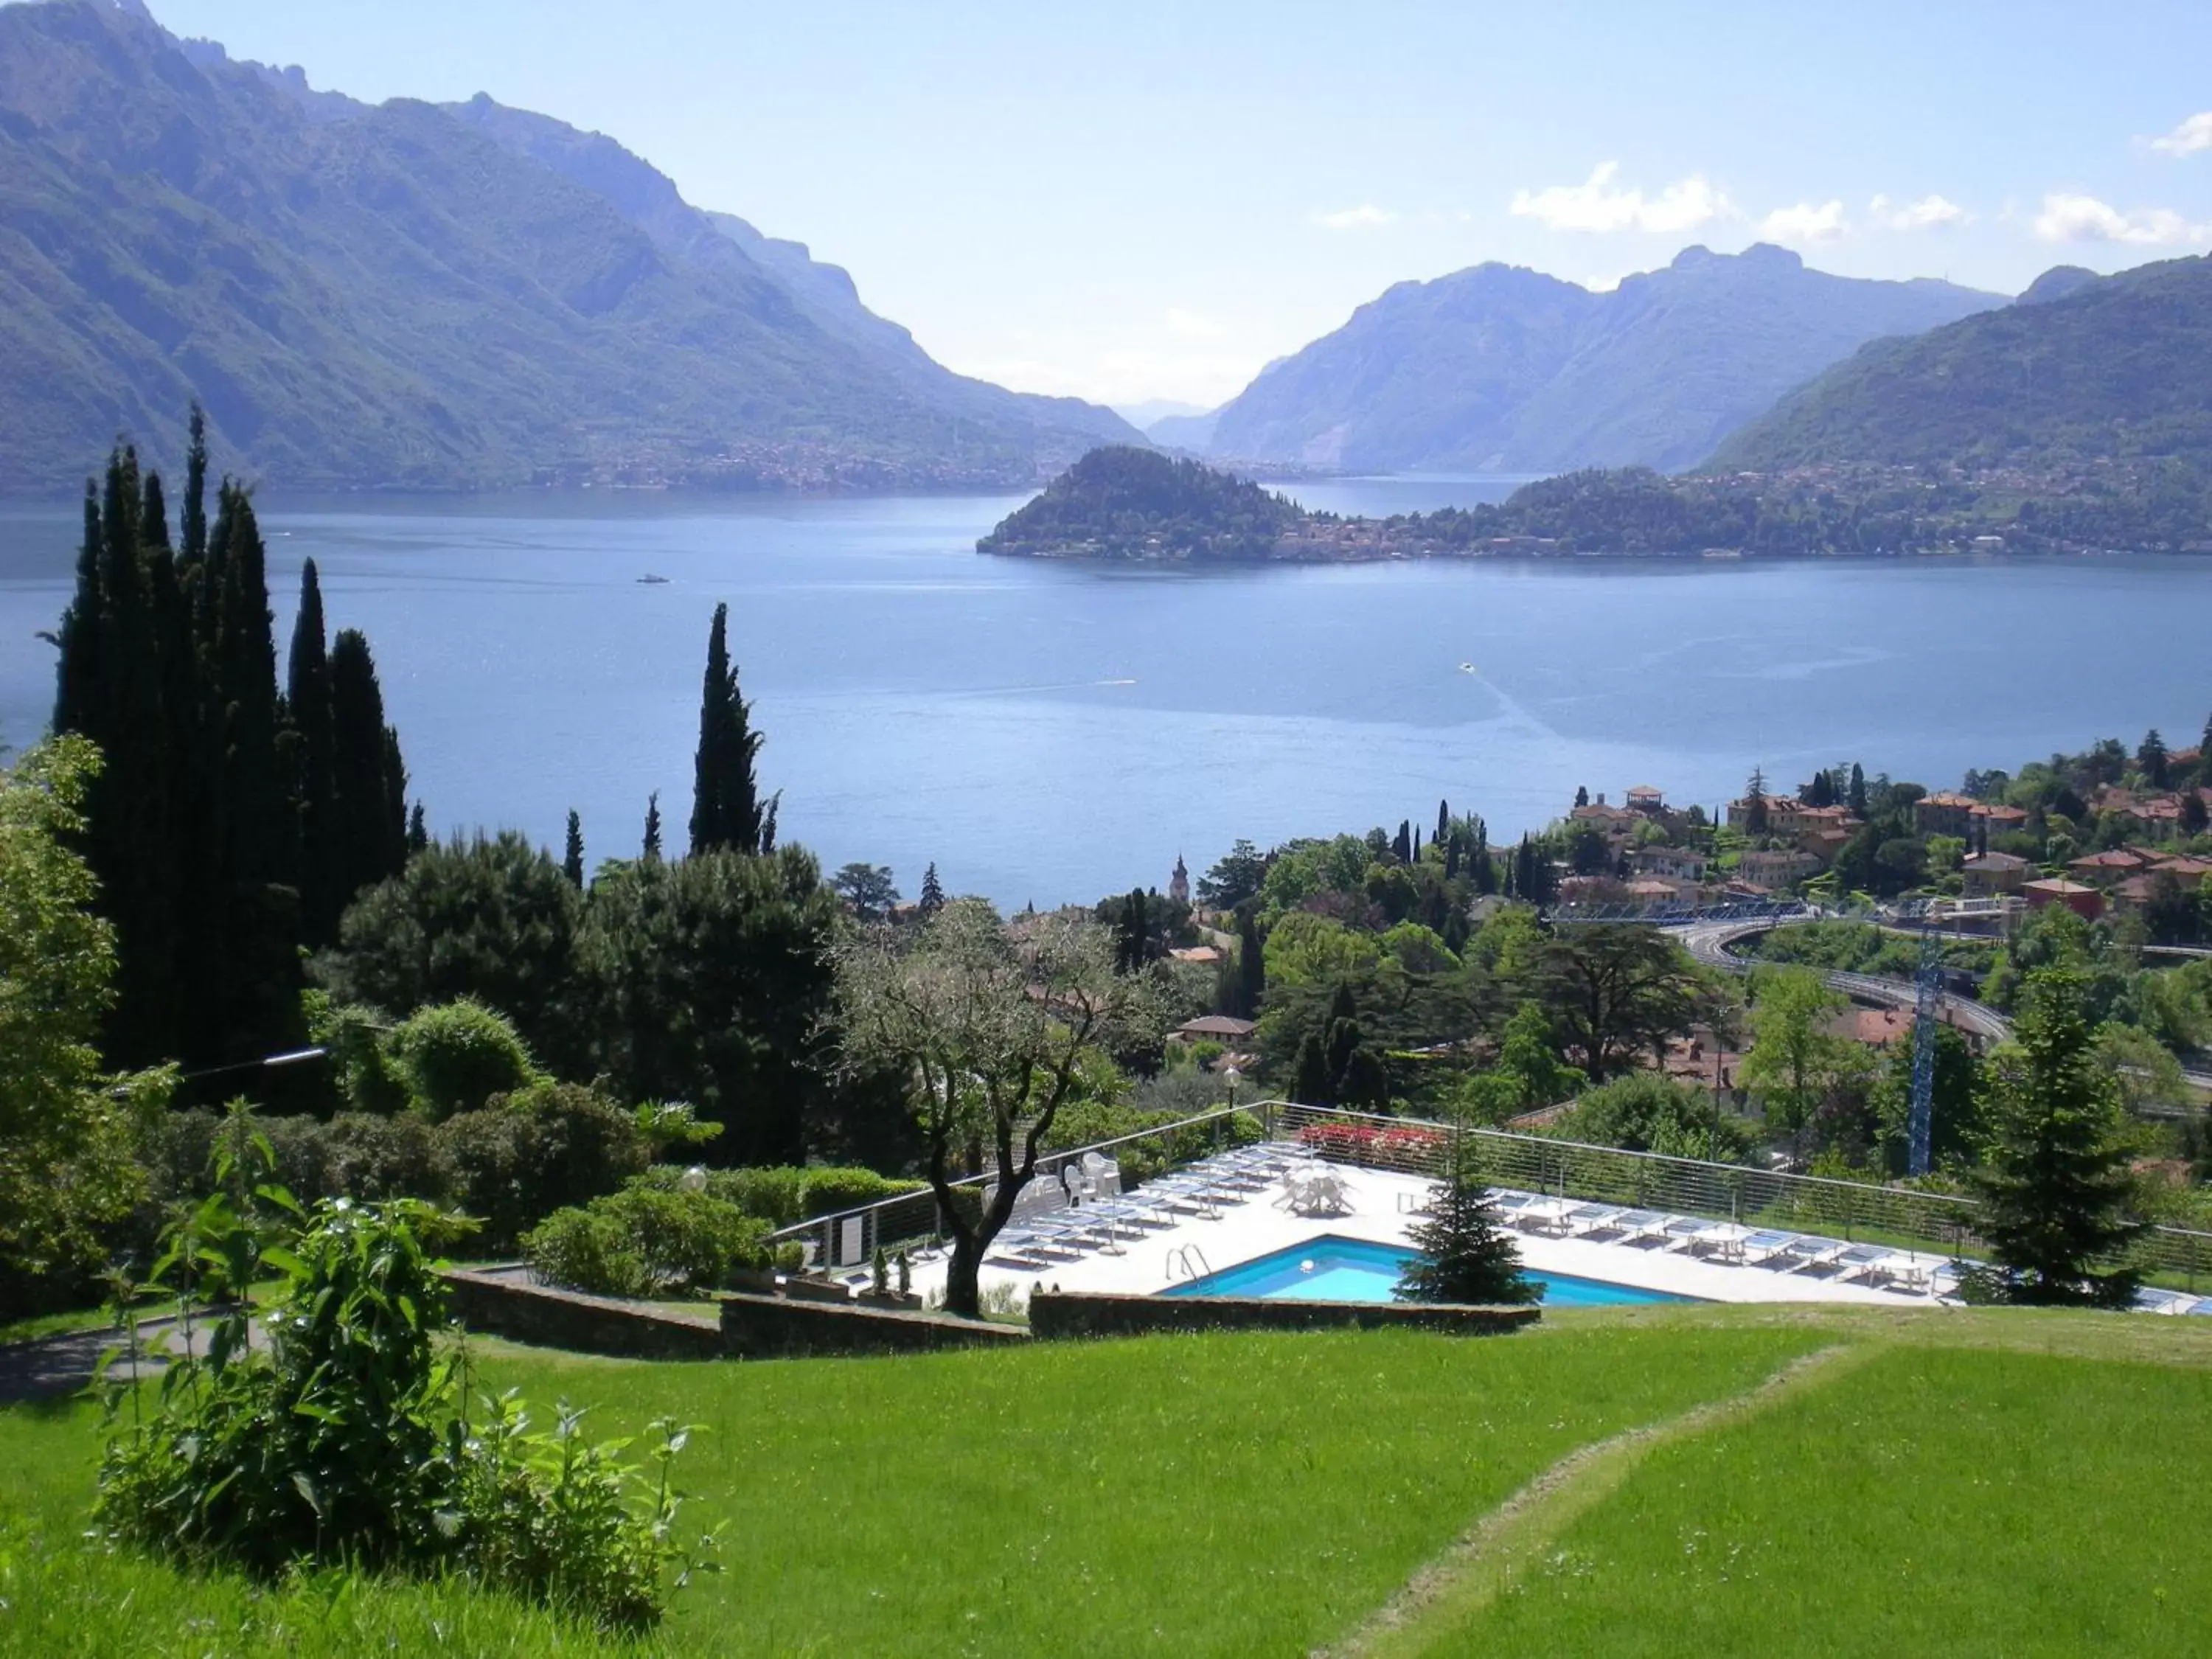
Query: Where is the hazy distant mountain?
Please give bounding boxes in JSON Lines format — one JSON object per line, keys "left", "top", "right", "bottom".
{"left": 1144, "top": 408, "right": 1221, "bottom": 452}
{"left": 1710, "top": 254, "right": 2212, "bottom": 473}
{"left": 0, "top": 0, "right": 1139, "bottom": 493}
{"left": 1113, "top": 398, "right": 1208, "bottom": 428}
{"left": 1203, "top": 245, "right": 2004, "bottom": 474}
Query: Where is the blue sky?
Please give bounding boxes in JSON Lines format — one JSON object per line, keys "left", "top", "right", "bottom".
{"left": 139, "top": 0, "right": 2212, "bottom": 409}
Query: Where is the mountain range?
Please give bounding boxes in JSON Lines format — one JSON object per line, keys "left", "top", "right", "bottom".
{"left": 0, "top": 0, "right": 1139, "bottom": 493}
{"left": 1197, "top": 245, "right": 2003, "bottom": 475}
{"left": 1709, "top": 253, "right": 2212, "bottom": 475}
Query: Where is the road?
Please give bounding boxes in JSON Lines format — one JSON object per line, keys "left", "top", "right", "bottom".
{"left": 1669, "top": 911, "right": 2017, "bottom": 1042}
{"left": 1668, "top": 912, "right": 2212, "bottom": 1093}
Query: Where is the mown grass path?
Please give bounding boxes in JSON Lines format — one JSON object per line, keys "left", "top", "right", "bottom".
{"left": 1334, "top": 1342, "right": 1882, "bottom": 1659}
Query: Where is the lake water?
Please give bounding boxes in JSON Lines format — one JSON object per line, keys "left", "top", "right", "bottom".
{"left": 5, "top": 477, "right": 2211, "bottom": 908}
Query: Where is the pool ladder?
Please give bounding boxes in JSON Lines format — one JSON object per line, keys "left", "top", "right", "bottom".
{"left": 1164, "top": 1244, "right": 1212, "bottom": 1286}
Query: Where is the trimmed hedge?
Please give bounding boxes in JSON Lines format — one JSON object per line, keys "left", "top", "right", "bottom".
{"left": 629, "top": 1164, "right": 924, "bottom": 1227}
{"left": 524, "top": 1189, "right": 773, "bottom": 1298}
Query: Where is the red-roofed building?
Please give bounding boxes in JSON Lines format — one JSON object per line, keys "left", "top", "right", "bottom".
{"left": 2067, "top": 849, "right": 2148, "bottom": 885}
{"left": 2025, "top": 877, "right": 2104, "bottom": 919}
{"left": 1914, "top": 792, "right": 1980, "bottom": 836}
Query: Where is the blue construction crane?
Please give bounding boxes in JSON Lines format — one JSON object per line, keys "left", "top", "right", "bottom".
{"left": 1908, "top": 923, "right": 1941, "bottom": 1177}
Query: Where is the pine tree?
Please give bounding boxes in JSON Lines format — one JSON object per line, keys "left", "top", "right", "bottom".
{"left": 1963, "top": 968, "right": 2146, "bottom": 1307}
{"left": 288, "top": 560, "right": 341, "bottom": 944}
{"left": 1744, "top": 765, "right": 1770, "bottom": 835}
{"left": 563, "top": 810, "right": 585, "bottom": 888}
{"left": 1395, "top": 1137, "right": 1537, "bottom": 1305}
{"left": 689, "top": 602, "right": 765, "bottom": 855}
{"left": 918, "top": 862, "right": 945, "bottom": 917}
{"left": 642, "top": 793, "right": 663, "bottom": 860}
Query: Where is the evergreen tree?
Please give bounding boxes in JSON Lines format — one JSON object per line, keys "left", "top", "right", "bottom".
{"left": 406, "top": 803, "right": 428, "bottom": 856}
{"left": 1436, "top": 799, "right": 1450, "bottom": 845}
{"left": 1573, "top": 785, "right": 1589, "bottom": 808}
{"left": 642, "top": 793, "right": 663, "bottom": 861}
{"left": 1394, "top": 1138, "right": 1537, "bottom": 1305}
{"left": 287, "top": 560, "right": 341, "bottom": 945}
{"left": 1963, "top": 968, "right": 2146, "bottom": 1308}
{"left": 1233, "top": 908, "right": 1266, "bottom": 1018}
{"left": 688, "top": 602, "right": 766, "bottom": 856}
{"left": 1115, "top": 887, "right": 1150, "bottom": 973}
{"left": 918, "top": 862, "right": 945, "bottom": 917}
{"left": 1848, "top": 762, "right": 1868, "bottom": 818}
{"left": 563, "top": 810, "right": 585, "bottom": 888}
{"left": 1744, "top": 765, "right": 1770, "bottom": 834}
{"left": 2138, "top": 728, "right": 2170, "bottom": 787}
{"left": 1392, "top": 819, "right": 1412, "bottom": 863}
{"left": 330, "top": 627, "right": 407, "bottom": 908}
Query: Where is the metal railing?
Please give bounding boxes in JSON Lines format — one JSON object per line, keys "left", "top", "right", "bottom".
{"left": 1273, "top": 1102, "right": 2212, "bottom": 1290}
{"left": 768, "top": 1102, "right": 1270, "bottom": 1273}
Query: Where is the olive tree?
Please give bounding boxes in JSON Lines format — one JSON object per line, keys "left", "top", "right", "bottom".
{"left": 832, "top": 900, "right": 1161, "bottom": 1318}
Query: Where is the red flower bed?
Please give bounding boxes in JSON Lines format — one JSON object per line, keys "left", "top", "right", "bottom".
{"left": 1297, "top": 1121, "right": 1447, "bottom": 1168}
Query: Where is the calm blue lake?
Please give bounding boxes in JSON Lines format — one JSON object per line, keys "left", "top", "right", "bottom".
{"left": 5, "top": 476, "right": 2211, "bottom": 907}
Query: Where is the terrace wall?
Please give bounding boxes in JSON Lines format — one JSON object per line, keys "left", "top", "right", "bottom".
{"left": 441, "top": 1269, "right": 725, "bottom": 1360}
{"left": 1029, "top": 1290, "right": 1540, "bottom": 1340}
{"left": 717, "top": 1292, "right": 1030, "bottom": 1358}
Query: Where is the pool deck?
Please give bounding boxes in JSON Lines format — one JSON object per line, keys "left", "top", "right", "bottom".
{"left": 911, "top": 1156, "right": 1944, "bottom": 1312}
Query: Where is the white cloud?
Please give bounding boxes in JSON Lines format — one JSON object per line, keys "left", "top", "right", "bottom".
{"left": 1164, "top": 307, "right": 1225, "bottom": 340}
{"left": 1508, "top": 161, "right": 1731, "bottom": 234}
{"left": 2032, "top": 192, "right": 2210, "bottom": 246}
{"left": 2149, "top": 111, "right": 2212, "bottom": 156}
{"left": 1868, "top": 192, "right": 1966, "bottom": 231}
{"left": 1310, "top": 204, "right": 1397, "bottom": 231}
{"left": 1759, "top": 199, "right": 1849, "bottom": 243}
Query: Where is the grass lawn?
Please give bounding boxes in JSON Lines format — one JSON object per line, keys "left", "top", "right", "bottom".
{"left": 0, "top": 1324, "right": 1815, "bottom": 1657}
{"left": 1388, "top": 1312, "right": 2212, "bottom": 1658}
{"left": 4, "top": 1306, "right": 2211, "bottom": 1656}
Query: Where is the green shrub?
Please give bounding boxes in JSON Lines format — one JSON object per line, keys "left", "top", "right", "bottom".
{"left": 326, "top": 1111, "right": 453, "bottom": 1203}
{"left": 440, "top": 1082, "right": 647, "bottom": 1251}
{"left": 95, "top": 1184, "right": 713, "bottom": 1632}
{"left": 391, "top": 998, "right": 540, "bottom": 1121}
{"left": 524, "top": 1187, "right": 772, "bottom": 1298}
{"left": 521, "top": 1206, "right": 649, "bottom": 1299}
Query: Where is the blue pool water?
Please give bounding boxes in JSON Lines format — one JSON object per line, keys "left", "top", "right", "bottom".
{"left": 1161, "top": 1235, "right": 1694, "bottom": 1308}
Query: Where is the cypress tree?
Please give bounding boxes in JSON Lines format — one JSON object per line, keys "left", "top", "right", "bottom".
{"left": 918, "top": 862, "right": 945, "bottom": 917}
{"left": 1116, "top": 887, "right": 1150, "bottom": 973}
{"left": 642, "top": 792, "right": 663, "bottom": 860}
{"left": 288, "top": 560, "right": 341, "bottom": 944}
{"left": 689, "top": 602, "right": 765, "bottom": 855}
{"left": 563, "top": 810, "right": 585, "bottom": 887}
{"left": 181, "top": 403, "right": 209, "bottom": 563}
{"left": 1235, "top": 908, "right": 1265, "bottom": 1018}
{"left": 1436, "top": 799, "right": 1450, "bottom": 845}
{"left": 1392, "top": 819, "right": 1412, "bottom": 863}
{"left": 1848, "top": 762, "right": 1868, "bottom": 818}
{"left": 330, "top": 627, "right": 407, "bottom": 911}
{"left": 407, "top": 802, "right": 428, "bottom": 856}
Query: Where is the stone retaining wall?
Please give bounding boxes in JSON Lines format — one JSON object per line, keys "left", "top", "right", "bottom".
{"left": 440, "top": 1270, "right": 725, "bottom": 1360}
{"left": 717, "top": 1292, "right": 1029, "bottom": 1358}
{"left": 1028, "top": 1290, "right": 1540, "bottom": 1340}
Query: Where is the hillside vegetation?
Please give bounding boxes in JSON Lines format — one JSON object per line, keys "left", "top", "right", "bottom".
{"left": 978, "top": 446, "right": 1305, "bottom": 559}
{"left": 1711, "top": 254, "right": 2212, "bottom": 475}
{"left": 0, "top": 2, "right": 1136, "bottom": 492}
{"left": 1204, "top": 245, "right": 1999, "bottom": 474}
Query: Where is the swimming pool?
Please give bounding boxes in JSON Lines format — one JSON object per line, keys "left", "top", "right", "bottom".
{"left": 1160, "top": 1234, "right": 1695, "bottom": 1308}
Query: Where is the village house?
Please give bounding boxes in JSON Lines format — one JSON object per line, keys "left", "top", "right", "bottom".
{"left": 1737, "top": 848, "right": 1822, "bottom": 890}
{"left": 2024, "top": 877, "right": 2104, "bottom": 920}
{"left": 2066, "top": 849, "right": 2149, "bottom": 886}
{"left": 1969, "top": 801, "right": 2028, "bottom": 840}
{"left": 1960, "top": 850, "right": 2030, "bottom": 897}
{"left": 1913, "top": 791, "right": 1980, "bottom": 837}
{"left": 1624, "top": 785, "right": 1666, "bottom": 815}
{"left": 1630, "top": 846, "right": 1710, "bottom": 883}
